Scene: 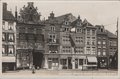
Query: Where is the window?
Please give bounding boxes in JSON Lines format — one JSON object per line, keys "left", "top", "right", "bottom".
{"left": 86, "top": 47, "right": 90, "bottom": 54}
{"left": 79, "top": 59, "right": 83, "bottom": 65}
{"left": 98, "top": 52, "right": 101, "bottom": 55}
{"left": 103, "top": 41, "right": 106, "bottom": 44}
{"left": 98, "top": 41, "right": 101, "bottom": 44}
{"left": 87, "top": 41, "right": 90, "bottom": 45}
{"left": 98, "top": 49, "right": 101, "bottom": 55}
{"left": 92, "top": 41, "right": 95, "bottom": 45}
{"left": 50, "top": 26, "right": 55, "bottom": 31}
{"left": 103, "top": 49, "right": 106, "bottom": 56}
{"left": 87, "top": 29, "right": 90, "bottom": 35}
{"left": 92, "top": 37, "right": 95, "bottom": 39}
{"left": 103, "top": 52, "right": 106, "bottom": 56}
{"left": 2, "top": 21, "right": 5, "bottom": 30}
{"left": 75, "top": 37, "right": 83, "bottom": 44}
{"left": 87, "top": 37, "right": 90, "bottom": 40}
{"left": 2, "top": 33, "right": 5, "bottom": 41}
{"left": 65, "top": 21, "right": 69, "bottom": 25}
{"left": 2, "top": 45, "right": 5, "bottom": 54}
{"left": 8, "top": 33, "right": 14, "bottom": 42}
{"left": 8, "top": 45, "right": 14, "bottom": 54}
{"left": 49, "top": 34, "right": 56, "bottom": 43}
{"left": 62, "top": 46, "right": 71, "bottom": 53}
{"left": 61, "top": 59, "right": 67, "bottom": 65}
{"left": 8, "top": 22, "right": 13, "bottom": 30}
{"left": 92, "top": 29, "right": 95, "bottom": 35}
{"left": 64, "top": 27, "right": 69, "bottom": 32}
{"left": 77, "top": 29, "right": 82, "bottom": 33}
{"left": 62, "top": 35, "right": 70, "bottom": 44}
{"left": 92, "top": 47, "right": 96, "bottom": 54}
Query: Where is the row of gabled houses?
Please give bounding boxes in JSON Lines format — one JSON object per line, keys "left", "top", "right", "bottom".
{"left": 2, "top": 2, "right": 118, "bottom": 71}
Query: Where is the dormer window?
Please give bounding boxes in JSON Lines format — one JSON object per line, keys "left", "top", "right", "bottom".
{"left": 65, "top": 21, "right": 69, "bottom": 25}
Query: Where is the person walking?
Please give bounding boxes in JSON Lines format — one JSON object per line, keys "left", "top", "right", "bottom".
{"left": 32, "top": 65, "right": 35, "bottom": 74}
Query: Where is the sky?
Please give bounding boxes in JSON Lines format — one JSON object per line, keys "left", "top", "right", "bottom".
{"left": 3, "top": 1, "right": 120, "bottom": 34}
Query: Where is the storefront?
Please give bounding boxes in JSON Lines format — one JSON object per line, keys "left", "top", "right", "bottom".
{"left": 86, "top": 56, "right": 98, "bottom": 70}
{"left": 2, "top": 56, "right": 16, "bottom": 72}
{"left": 47, "top": 54, "right": 59, "bottom": 70}
{"left": 59, "top": 55, "right": 86, "bottom": 70}
{"left": 98, "top": 57, "right": 108, "bottom": 69}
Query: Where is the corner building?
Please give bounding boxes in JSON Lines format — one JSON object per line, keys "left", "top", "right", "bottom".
{"left": 2, "top": 3, "right": 16, "bottom": 71}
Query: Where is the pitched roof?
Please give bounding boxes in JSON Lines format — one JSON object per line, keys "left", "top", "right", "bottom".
{"left": 71, "top": 17, "right": 82, "bottom": 27}
{"left": 3, "top": 10, "right": 16, "bottom": 21}
{"left": 82, "top": 19, "right": 93, "bottom": 26}
{"left": 46, "top": 13, "right": 76, "bottom": 24}
{"left": 55, "top": 13, "right": 76, "bottom": 23}
{"left": 106, "top": 30, "right": 117, "bottom": 38}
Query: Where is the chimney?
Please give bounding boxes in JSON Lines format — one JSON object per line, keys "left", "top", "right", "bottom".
{"left": 15, "top": 6, "right": 18, "bottom": 19}
{"left": 3, "top": 3, "right": 7, "bottom": 12}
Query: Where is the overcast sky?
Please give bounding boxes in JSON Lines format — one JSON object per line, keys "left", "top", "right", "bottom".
{"left": 4, "top": 1, "right": 120, "bottom": 34}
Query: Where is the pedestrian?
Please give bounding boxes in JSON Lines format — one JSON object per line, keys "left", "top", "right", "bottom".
{"left": 32, "top": 65, "right": 35, "bottom": 74}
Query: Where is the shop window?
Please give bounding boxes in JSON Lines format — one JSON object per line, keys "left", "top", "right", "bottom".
{"left": 79, "top": 59, "right": 83, "bottom": 65}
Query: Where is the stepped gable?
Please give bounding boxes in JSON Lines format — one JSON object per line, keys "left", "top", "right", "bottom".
{"left": 18, "top": 2, "right": 41, "bottom": 24}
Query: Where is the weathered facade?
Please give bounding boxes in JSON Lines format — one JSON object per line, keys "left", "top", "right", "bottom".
{"left": 96, "top": 25, "right": 109, "bottom": 69}
{"left": 2, "top": 3, "right": 16, "bottom": 71}
{"left": 44, "top": 12, "right": 98, "bottom": 70}
{"left": 16, "top": 2, "right": 45, "bottom": 69}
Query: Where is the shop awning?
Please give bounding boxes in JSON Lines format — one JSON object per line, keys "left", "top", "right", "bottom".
{"left": 2, "top": 57, "right": 16, "bottom": 62}
{"left": 87, "top": 56, "right": 97, "bottom": 63}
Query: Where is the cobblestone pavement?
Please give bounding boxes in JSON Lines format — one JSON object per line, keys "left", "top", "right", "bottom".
{"left": 2, "top": 69, "right": 118, "bottom": 76}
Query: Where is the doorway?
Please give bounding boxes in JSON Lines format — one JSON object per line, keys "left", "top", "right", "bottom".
{"left": 32, "top": 51, "right": 44, "bottom": 69}
{"left": 68, "top": 57, "right": 72, "bottom": 69}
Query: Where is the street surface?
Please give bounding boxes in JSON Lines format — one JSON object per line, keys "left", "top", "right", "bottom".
{"left": 2, "top": 69, "right": 118, "bottom": 76}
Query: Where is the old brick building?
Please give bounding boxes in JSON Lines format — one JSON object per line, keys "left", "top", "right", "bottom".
{"left": 2, "top": 3, "right": 16, "bottom": 71}
{"left": 43, "top": 12, "right": 97, "bottom": 70}
{"left": 96, "top": 25, "right": 118, "bottom": 69}
{"left": 96, "top": 25, "right": 109, "bottom": 69}
{"left": 16, "top": 2, "right": 45, "bottom": 69}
